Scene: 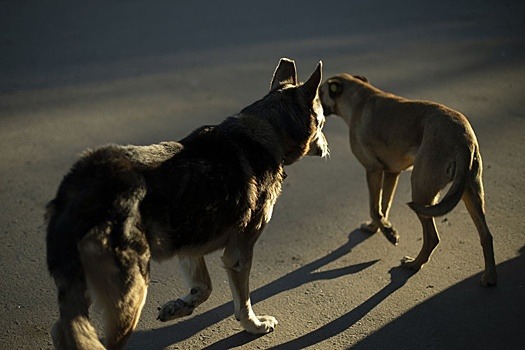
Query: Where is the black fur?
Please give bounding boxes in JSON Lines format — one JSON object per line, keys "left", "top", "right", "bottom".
{"left": 45, "top": 58, "right": 327, "bottom": 348}
{"left": 46, "top": 114, "right": 287, "bottom": 280}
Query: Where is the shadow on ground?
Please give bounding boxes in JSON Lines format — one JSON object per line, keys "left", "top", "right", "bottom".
{"left": 129, "top": 229, "right": 378, "bottom": 349}
{"left": 351, "top": 245, "right": 525, "bottom": 350}
{"left": 131, "top": 240, "right": 525, "bottom": 350}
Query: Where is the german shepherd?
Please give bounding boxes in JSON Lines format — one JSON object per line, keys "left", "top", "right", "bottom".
{"left": 46, "top": 58, "right": 329, "bottom": 349}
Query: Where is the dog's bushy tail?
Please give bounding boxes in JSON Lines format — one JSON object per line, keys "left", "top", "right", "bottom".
{"left": 408, "top": 148, "right": 473, "bottom": 218}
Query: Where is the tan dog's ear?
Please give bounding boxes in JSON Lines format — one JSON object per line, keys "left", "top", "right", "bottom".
{"left": 354, "top": 75, "right": 369, "bottom": 83}
{"left": 328, "top": 79, "right": 343, "bottom": 99}
{"left": 300, "top": 60, "right": 322, "bottom": 102}
{"left": 270, "top": 58, "right": 297, "bottom": 91}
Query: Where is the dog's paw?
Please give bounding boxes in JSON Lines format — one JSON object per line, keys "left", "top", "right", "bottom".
{"left": 481, "top": 272, "right": 497, "bottom": 287}
{"left": 360, "top": 221, "right": 379, "bottom": 234}
{"left": 157, "top": 299, "right": 194, "bottom": 322}
{"left": 241, "top": 315, "right": 278, "bottom": 334}
{"left": 400, "top": 256, "right": 422, "bottom": 271}
{"left": 382, "top": 226, "right": 399, "bottom": 245}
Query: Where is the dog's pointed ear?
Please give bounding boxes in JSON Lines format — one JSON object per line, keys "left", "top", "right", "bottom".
{"left": 270, "top": 58, "right": 297, "bottom": 91}
{"left": 300, "top": 60, "right": 322, "bottom": 102}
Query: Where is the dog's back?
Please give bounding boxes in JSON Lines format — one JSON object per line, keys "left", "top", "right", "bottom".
{"left": 45, "top": 126, "right": 273, "bottom": 283}
{"left": 138, "top": 121, "right": 285, "bottom": 258}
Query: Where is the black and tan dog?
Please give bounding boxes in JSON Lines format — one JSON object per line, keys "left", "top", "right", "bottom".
{"left": 46, "top": 58, "right": 328, "bottom": 350}
{"left": 319, "top": 73, "right": 496, "bottom": 286}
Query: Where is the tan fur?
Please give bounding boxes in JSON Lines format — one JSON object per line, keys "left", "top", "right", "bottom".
{"left": 320, "top": 73, "right": 496, "bottom": 286}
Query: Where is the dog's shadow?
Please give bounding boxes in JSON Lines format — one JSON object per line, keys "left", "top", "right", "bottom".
{"left": 264, "top": 265, "right": 413, "bottom": 350}
{"left": 129, "top": 229, "right": 390, "bottom": 349}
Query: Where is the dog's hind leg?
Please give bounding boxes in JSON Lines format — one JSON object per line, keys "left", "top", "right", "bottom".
{"left": 401, "top": 215, "right": 440, "bottom": 271}
{"left": 157, "top": 256, "right": 212, "bottom": 321}
{"left": 462, "top": 157, "right": 497, "bottom": 286}
{"left": 100, "top": 263, "right": 149, "bottom": 350}
{"left": 403, "top": 163, "right": 443, "bottom": 271}
{"left": 80, "top": 227, "right": 150, "bottom": 350}
{"left": 222, "top": 229, "right": 277, "bottom": 334}
{"left": 51, "top": 276, "right": 105, "bottom": 350}
{"left": 362, "top": 168, "right": 400, "bottom": 244}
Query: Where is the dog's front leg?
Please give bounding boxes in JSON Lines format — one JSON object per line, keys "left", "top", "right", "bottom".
{"left": 381, "top": 171, "right": 400, "bottom": 221}
{"left": 157, "top": 256, "right": 212, "bottom": 321}
{"left": 363, "top": 168, "right": 399, "bottom": 245}
{"left": 222, "top": 231, "right": 277, "bottom": 334}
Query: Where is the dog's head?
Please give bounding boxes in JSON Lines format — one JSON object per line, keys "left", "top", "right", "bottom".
{"left": 319, "top": 73, "right": 369, "bottom": 118}
{"left": 255, "top": 58, "right": 329, "bottom": 165}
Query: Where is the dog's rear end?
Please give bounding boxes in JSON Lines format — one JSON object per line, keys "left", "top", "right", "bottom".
{"left": 46, "top": 147, "right": 152, "bottom": 350}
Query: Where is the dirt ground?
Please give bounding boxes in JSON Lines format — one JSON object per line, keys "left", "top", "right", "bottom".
{"left": 1, "top": 1, "right": 524, "bottom": 349}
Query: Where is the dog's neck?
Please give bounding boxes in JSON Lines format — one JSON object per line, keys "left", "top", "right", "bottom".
{"left": 341, "top": 82, "right": 381, "bottom": 125}
{"left": 352, "top": 82, "right": 377, "bottom": 102}
{"left": 222, "top": 114, "right": 285, "bottom": 168}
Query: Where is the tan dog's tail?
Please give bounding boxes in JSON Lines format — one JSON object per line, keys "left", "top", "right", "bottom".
{"left": 408, "top": 149, "right": 473, "bottom": 218}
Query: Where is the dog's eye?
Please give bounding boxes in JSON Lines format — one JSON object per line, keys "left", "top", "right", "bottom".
{"left": 328, "top": 81, "right": 342, "bottom": 98}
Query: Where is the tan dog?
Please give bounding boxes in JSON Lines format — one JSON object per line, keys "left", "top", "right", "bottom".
{"left": 319, "top": 73, "right": 496, "bottom": 286}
